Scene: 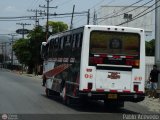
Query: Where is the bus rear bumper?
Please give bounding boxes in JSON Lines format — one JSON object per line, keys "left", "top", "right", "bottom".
{"left": 78, "top": 91, "right": 145, "bottom": 102}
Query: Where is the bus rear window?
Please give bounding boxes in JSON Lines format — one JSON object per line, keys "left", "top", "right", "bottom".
{"left": 90, "top": 31, "right": 140, "bottom": 56}
{"left": 89, "top": 31, "right": 140, "bottom": 68}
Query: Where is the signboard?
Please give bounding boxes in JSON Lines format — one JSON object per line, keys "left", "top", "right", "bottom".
{"left": 16, "top": 29, "right": 30, "bottom": 35}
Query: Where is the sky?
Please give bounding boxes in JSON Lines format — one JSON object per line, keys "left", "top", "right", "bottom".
{"left": 0, "top": 0, "right": 155, "bottom": 38}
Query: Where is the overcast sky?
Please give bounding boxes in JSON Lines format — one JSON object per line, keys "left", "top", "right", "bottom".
{"left": 0, "top": 0, "right": 154, "bottom": 35}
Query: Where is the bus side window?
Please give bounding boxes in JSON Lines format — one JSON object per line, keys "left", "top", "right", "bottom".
{"left": 76, "top": 33, "right": 83, "bottom": 48}
{"left": 65, "top": 35, "right": 71, "bottom": 48}
{"left": 50, "top": 39, "right": 54, "bottom": 57}
{"left": 60, "top": 37, "right": 64, "bottom": 49}
{"left": 48, "top": 39, "right": 53, "bottom": 58}
{"left": 44, "top": 43, "right": 49, "bottom": 59}
{"left": 72, "top": 34, "right": 76, "bottom": 49}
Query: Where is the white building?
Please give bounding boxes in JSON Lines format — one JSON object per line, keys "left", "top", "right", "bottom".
{"left": 95, "top": 6, "right": 154, "bottom": 41}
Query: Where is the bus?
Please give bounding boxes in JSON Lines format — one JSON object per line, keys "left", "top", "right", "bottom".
{"left": 41, "top": 25, "right": 145, "bottom": 107}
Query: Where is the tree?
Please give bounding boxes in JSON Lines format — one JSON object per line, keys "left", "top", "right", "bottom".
{"left": 145, "top": 39, "right": 155, "bottom": 56}
{"left": 48, "top": 21, "right": 68, "bottom": 34}
{"left": 13, "top": 21, "right": 68, "bottom": 74}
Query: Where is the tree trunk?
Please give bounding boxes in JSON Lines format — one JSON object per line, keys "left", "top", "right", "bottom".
{"left": 27, "top": 64, "right": 34, "bottom": 74}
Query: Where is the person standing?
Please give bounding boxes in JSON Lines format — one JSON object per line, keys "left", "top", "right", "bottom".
{"left": 148, "top": 65, "right": 159, "bottom": 98}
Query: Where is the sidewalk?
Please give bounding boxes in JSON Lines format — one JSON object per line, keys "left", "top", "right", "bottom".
{"left": 12, "top": 70, "right": 42, "bottom": 80}
{"left": 139, "top": 96, "right": 160, "bottom": 113}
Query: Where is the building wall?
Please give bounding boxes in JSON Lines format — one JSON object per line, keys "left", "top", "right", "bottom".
{"left": 96, "top": 6, "right": 154, "bottom": 41}
{"left": 98, "top": 6, "right": 153, "bottom": 31}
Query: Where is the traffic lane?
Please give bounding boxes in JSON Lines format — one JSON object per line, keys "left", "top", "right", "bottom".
{"left": 0, "top": 70, "right": 154, "bottom": 114}
{"left": 0, "top": 70, "right": 75, "bottom": 114}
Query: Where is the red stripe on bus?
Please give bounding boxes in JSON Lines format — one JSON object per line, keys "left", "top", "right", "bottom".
{"left": 110, "top": 90, "right": 118, "bottom": 93}
{"left": 96, "top": 89, "right": 104, "bottom": 92}
{"left": 123, "top": 90, "right": 131, "bottom": 93}
{"left": 44, "top": 64, "right": 71, "bottom": 77}
{"left": 126, "top": 56, "right": 134, "bottom": 59}
{"left": 83, "top": 89, "right": 91, "bottom": 92}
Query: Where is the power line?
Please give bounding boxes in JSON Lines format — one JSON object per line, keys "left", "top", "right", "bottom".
{"left": 97, "top": 0, "right": 153, "bottom": 24}
{"left": 100, "top": 0, "right": 145, "bottom": 19}
{"left": 117, "top": 1, "right": 160, "bottom": 26}
{"left": 73, "top": 0, "right": 115, "bottom": 26}
{"left": 39, "top": 0, "right": 57, "bottom": 41}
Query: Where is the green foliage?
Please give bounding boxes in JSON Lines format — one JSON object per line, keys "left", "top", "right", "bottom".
{"left": 13, "top": 38, "right": 31, "bottom": 65}
{"left": 48, "top": 21, "right": 68, "bottom": 34}
{"left": 13, "top": 21, "right": 68, "bottom": 73}
{"left": 145, "top": 39, "right": 155, "bottom": 56}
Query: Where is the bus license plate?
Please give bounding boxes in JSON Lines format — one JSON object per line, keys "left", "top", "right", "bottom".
{"left": 108, "top": 94, "right": 117, "bottom": 99}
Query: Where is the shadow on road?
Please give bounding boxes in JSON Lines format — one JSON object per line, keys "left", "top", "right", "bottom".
{"left": 41, "top": 94, "right": 138, "bottom": 114}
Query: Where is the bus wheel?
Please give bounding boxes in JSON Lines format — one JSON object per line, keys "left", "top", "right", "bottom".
{"left": 62, "top": 87, "right": 71, "bottom": 105}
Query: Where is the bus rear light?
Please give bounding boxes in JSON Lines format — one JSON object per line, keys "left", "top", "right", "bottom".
{"left": 88, "top": 83, "right": 93, "bottom": 90}
{"left": 126, "top": 56, "right": 134, "bottom": 59}
{"left": 134, "top": 85, "right": 139, "bottom": 92}
{"left": 89, "top": 57, "right": 103, "bottom": 64}
{"left": 126, "top": 60, "right": 139, "bottom": 67}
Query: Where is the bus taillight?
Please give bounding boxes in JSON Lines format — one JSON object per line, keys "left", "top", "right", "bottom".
{"left": 89, "top": 57, "right": 103, "bottom": 64}
{"left": 126, "top": 59, "right": 139, "bottom": 67}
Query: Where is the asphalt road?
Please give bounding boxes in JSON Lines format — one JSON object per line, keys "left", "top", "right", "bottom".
{"left": 0, "top": 69, "right": 159, "bottom": 120}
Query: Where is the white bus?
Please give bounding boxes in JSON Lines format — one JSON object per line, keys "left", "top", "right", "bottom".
{"left": 41, "top": 25, "right": 145, "bottom": 107}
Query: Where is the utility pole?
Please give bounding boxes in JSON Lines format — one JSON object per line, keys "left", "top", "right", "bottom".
{"left": 93, "top": 9, "right": 97, "bottom": 25}
{"left": 87, "top": 9, "right": 90, "bottom": 25}
{"left": 155, "top": 0, "right": 160, "bottom": 89}
{"left": 39, "top": 0, "right": 57, "bottom": 41}
{"left": 16, "top": 23, "right": 31, "bottom": 39}
{"left": 27, "top": 9, "right": 44, "bottom": 27}
{"left": 70, "top": 5, "right": 75, "bottom": 30}
{"left": 1, "top": 43, "right": 4, "bottom": 68}
{"left": 8, "top": 34, "right": 17, "bottom": 70}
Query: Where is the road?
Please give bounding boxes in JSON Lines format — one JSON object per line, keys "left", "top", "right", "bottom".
{"left": 0, "top": 69, "right": 159, "bottom": 120}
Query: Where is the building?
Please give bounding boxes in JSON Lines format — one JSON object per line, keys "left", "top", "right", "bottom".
{"left": 95, "top": 6, "right": 154, "bottom": 41}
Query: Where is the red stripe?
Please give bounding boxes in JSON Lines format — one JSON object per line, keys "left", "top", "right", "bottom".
{"left": 110, "top": 90, "right": 118, "bottom": 93}
{"left": 126, "top": 56, "right": 134, "bottom": 59}
{"left": 123, "top": 90, "right": 131, "bottom": 93}
{"left": 100, "top": 54, "right": 107, "bottom": 57}
{"left": 45, "top": 64, "right": 71, "bottom": 77}
{"left": 96, "top": 89, "right": 104, "bottom": 92}
{"left": 83, "top": 89, "right": 91, "bottom": 92}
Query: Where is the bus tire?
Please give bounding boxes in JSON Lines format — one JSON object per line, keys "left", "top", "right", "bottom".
{"left": 62, "top": 87, "right": 71, "bottom": 105}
